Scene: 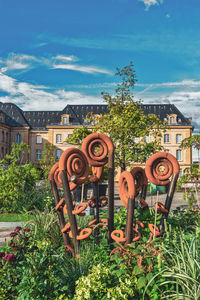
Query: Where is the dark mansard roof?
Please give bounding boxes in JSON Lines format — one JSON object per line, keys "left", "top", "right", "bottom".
{"left": 0, "top": 102, "right": 191, "bottom": 130}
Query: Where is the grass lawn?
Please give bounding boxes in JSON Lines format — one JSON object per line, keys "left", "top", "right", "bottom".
{"left": 0, "top": 213, "right": 34, "bottom": 222}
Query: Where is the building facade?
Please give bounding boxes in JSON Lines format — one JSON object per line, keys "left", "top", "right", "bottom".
{"left": 0, "top": 102, "right": 193, "bottom": 178}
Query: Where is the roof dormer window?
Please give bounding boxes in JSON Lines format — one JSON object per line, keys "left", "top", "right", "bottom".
{"left": 61, "top": 114, "right": 70, "bottom": 125}
{"left": 168, "top": 114, "right": 177, "bottom": 125}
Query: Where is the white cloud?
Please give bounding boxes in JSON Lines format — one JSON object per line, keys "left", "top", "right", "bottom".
{"left": 52, "top": 63, "right": 113, "bottom": 75}
{"left": 136, "top": 79, "right": 200, "bottom": 90}
{"left": 52, "top": 55, "right": 78, "bottom": 62}
{"left": 1, "top": 53, "right": 38, "bottom": 72}
{"left": 134, "top": 79, "right": 200, "bottom": 129}
{"left": 135, "top": 88, "right": 200, "bottom": 128}
{"left": 0, "top": 72, "right": 103, "bottom": 111}
{"left": 138, "top": 0, "right": 163, "bottom": 10}
{"left": 0, "top": 52, "right": 113, "bottom": 76}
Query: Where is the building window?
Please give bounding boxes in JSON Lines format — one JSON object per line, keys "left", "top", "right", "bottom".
{"left": 170, "top": 117, "right": 176, "bottom": 124}
{"left": 63, "top": 117, "right": 68, "bottom": 124}
{"left": 179, "top": 168, "right": 183, "bottom": 178}
{"left": 164, "top": 134, "right": 169, "bottom": 143}
{"left": 1, "top": 147, "right": 4, "bottom": 158}
{"left": 62, "top": 114, "right": 69, "bottom": 124}
{"left": 176, "top": 150, "right": 182, "bottom": 161}
{"left": 176, "top": 134, "right": 182, "bottom": 143}
{"left": 36, "top": 135, "right": 42, "bottom": 144}
{"left": 5, "top": 133, "right": 8, "bottom": 143}
{"left": 68, "top": 134, "right": 72, "bottom": 138}
{"left": 1, "top": 131, "right": 4, "bottom": 143}
{"left": 16, "top": 133, "right": 21, "bottom": 144}
{"left": 56, "top": 149, "right": 62, "bottom": 161}
{"left": 36, "top": 150, "right": 42, "bottom": 160}
{"left": 164, "top": 149, "right": 169, "bottom": 153}
{"left": 56, "top": 134, "right": 62, "bottom": 143}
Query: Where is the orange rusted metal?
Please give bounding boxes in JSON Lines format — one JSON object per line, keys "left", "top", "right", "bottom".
{"left": 68, "top": 227, "right": 92, "bottom": 241}
{"left": 145, "top": 152, "right": 180, "bottom": 186}
{"left": 59, "top": 148, "right": 89, "bottom": 191}
{"left": 155, "top": 202, "right": 168, "bottom": 214}
{"left": 130, "top": 167, "right": 147, "bottom": 195}
{"left": 119, "top": 171, "right": 135, "bottom": 208}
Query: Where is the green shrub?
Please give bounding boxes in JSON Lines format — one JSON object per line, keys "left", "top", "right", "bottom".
{"left": 73, "top": 264, "right": 136, "bottom": 300}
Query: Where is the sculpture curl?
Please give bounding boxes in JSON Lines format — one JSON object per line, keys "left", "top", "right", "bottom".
{"left": 155, "top": 202, "right": 168, "bottom": 214}
{"left": 81, "top": 132, "right": 114, "bottom": 167}
{"left": 49, "top": 162, "right": 62, "bottom": 187}
{"left": 145, "top": 152, "right": 180, "bottom": 186}
{"left": 111, "top": 229, "right": 141, "bottom": 243}
{"left": 130, "top": 167, "right": 147, "bottom": 195}
{"left": 119, "top": 171, "right": 135, "bottom": 208}
{"left": 148, "top": 224, "right": 162, "bottom": 237}
{"left": 68, "top": 227, "right": 93, "bottom": 241}
{"left": 59, "top": 148, "right": 89, "bottom": 191}
{"left": 89, "top": 166, "right": 104, "bottom": 183}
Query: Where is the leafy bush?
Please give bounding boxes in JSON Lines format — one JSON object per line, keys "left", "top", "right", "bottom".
{"left": 0, "top": 143, "right": 41, "bottom": 212}
{"left": 1, "top": 205, "right": 200, "bottom": 299}
{"left": 73, "top": 264, "right": 136, "bottom": 299}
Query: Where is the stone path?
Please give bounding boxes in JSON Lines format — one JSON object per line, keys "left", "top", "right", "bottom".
{"left": 0, "top": 223, "right": 23, "bottom": 247}
{"left": 0, "top": 227, "right": 13, "bottom": 247}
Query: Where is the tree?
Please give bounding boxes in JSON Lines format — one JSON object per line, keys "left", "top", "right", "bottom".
{"left": 68, "top": 62, "right": 165, "bottom": 170}
{"left": 180, "top": 134, "right": 200, "bottom": 164}
{"left": 40, "top": 142, "right": 56, "bottom": 185}
{"left": 0, "top": 143, "right": 40, "bottom": 212}
{"left": 65, "top": 127, "right": 93, "bottom": 146}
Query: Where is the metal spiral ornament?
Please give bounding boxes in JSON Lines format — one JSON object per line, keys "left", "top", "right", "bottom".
{"left": 81, "top": 132, "right": 114, "bottom": 167}
{"left": 145, "top": 152, "right": 180, "bottom": 186}
{"left": 130, "top": 167, "right": 147, "bottom": 195}
{"left": 59, "top": 148, "right": 89, "bottom": 191}
{"left": 119, "top": 171, "right": 136, "bottom": 208}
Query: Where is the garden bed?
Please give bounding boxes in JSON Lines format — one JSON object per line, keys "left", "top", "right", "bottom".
{"left": 0, "top": 206, "right": 200, "bottom": 299}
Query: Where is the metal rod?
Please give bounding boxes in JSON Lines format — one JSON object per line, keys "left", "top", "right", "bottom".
{"left": 160, "top": 173, "right": 179, "bottom": 231}
{"left": 61, "top": 171, "right": 80, "bottom": 256}
{"left": 93, "top": 182, "right": 100, "bottom": 244}
{"left": 141, "top": 184, "right": 147, "bottom": 200}
{"left": 125, "top": 197, "right": 135, "bottom": 245}
{"left": 50, "top": 180, "right": 70, "bottom": 247}
{"left": 108, "top": 151, "right": 115, "bottom": 244}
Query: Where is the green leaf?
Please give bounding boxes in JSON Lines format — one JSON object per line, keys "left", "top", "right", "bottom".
{"left": 133, "top": 265, "right": 143, "bottom": 275}
{"left": 137, "top": 276, "right": 147, "bottom": 289}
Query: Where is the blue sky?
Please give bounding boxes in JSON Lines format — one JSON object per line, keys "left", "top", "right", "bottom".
{"left": 0, "top": 0, "right": 200, "bottom": 136}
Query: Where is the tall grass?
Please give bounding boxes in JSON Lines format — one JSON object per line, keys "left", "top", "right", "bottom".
{"left": 144, "top": 232, "right": 200, "bottom": 300}
{"left": 160, "top": 236, "right": 200, "bottom": 299}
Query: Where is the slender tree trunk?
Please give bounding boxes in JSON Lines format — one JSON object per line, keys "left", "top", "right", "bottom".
{"left": 120, "top": 149, "right": 126, "bottom": 172}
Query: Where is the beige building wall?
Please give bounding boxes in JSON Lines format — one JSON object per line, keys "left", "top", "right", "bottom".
{"left": 0, "top": 110, "right": 193, "bottom": 183}
{"left": 0, "top": 124, "right": 11, "bottom": 159}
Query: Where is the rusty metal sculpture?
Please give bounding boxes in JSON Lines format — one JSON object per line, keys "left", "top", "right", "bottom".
{"left": 49, "top": 132, "right": 114, "bottom": 257}
{"left": 81, "top": 132, "right": 115, "bottom": 244}
{"left": 117, "top": 167, "right": 147, "bottom": 245}
{"left": 49, "top": 148, "right": 90, "bottom": 257}
{"left": 145, "top": 151, "right": 180, "bottom": 231}
{"left": 49, "top": 134, "right": 179, "bottom": 259}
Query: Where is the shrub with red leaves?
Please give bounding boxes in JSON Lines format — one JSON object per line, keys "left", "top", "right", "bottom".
{"left": 24, "top": 228, "right": 30, "bottom": 233}
{"left": 3, "top": 254, "right": 16, "bottom": 263}
{"left": 10, "top": 232, "right": 18, "bottom": 237}
{"left": 15, "top": 226, "right": 22, "bottom": 232}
